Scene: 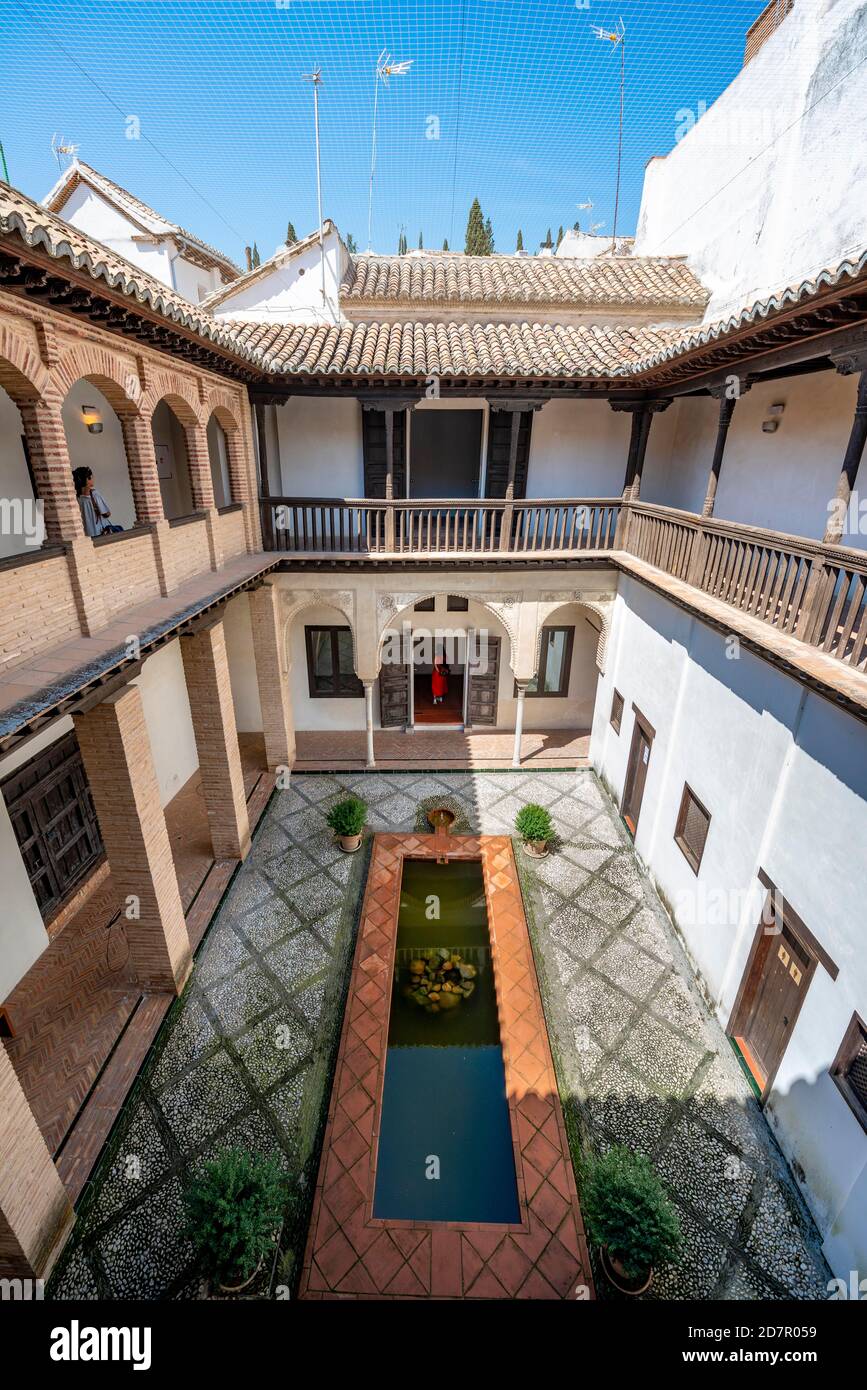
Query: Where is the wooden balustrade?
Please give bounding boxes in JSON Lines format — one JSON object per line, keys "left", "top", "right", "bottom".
{"left": 259, "top": 495, "right": 867, "bottom": 673}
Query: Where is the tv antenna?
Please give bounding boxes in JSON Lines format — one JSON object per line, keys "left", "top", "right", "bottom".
{"left": 51, "top": 133, "right": 79, "bottom": 169}
{"left": 591, "top": 18, "right": 626, "bottom": 249}
{"left": 367, "top": 49, "right": 413, "bottom": 250}
{"left": 302, "top": 67, "right": 328, "bottom": 313}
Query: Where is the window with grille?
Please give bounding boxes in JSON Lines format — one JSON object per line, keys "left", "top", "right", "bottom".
{"left": 610, "top": 689, "right": 624, "bottom": 733}
{"left": 831, "top": 1013, "right": 867, "bottom": 1132}
{"left": 304, "top": 626, "right": 363, "bottom": 698}
{"left": 446, "top": 594, "right": 469, "bottom": 611}
{"left": 414, "top": 597, "right": 435, "bottom": 612}
{"left": 674, "top": 783, "right": 711, "bottom": 874}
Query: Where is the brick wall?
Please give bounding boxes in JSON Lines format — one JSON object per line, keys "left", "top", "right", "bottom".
{"left": 93, "top": 531, "right": 163, "bottom": 624}
{"left": 166, "top": 518, "right": 213, "bottom": 585}
{"left": 0, "top": 552, "right": 80, "bottom": 673}
{"left": 219, "top": 505, "right": 247, "bottom": 554}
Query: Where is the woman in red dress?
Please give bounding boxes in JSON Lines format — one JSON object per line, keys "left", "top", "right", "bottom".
{"left": 431, "top": 656, "right": 449, "bottom": 706}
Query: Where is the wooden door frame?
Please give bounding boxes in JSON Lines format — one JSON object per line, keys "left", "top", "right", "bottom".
{"left": 727, "top": 868, "right": 838, "bottom": 1102}
{"left": 620, "top": 703, "right": 656, "bottom": 835}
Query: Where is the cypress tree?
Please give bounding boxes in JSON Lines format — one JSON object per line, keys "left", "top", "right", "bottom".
{"left": 465, "top": 198, "right": 487, "bottom": 255}
{"left": 418, "top": 231, "right": 424, "bottom": 250}
{"left": 252, "top": 242, "right": 261, "bottom": 268}
{"left": 286, "top": 221, "right": 298, "bottom": 245}
{"left": 398, "top": 228, "right": 407, "bottom": 255}
{"left": 442, "top": 238, "right": 449, "bottom": 251}
{"left": 543, "top": 228, "right": 553, "bottom": 249}
{"left": 345, "top": 233, "right": 358, "bottom": 254}
{"left": 556, "top": 225, "right": 564, "bottom": 249}
{"left": 516, "top": 228, "right": 524, "bottom": 251}
{"left": 484, "top": 216, "right": 494, "bottom": 254}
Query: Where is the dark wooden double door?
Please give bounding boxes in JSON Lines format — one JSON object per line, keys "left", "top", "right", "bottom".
{"left": 1, "top": 730, "right": 103, "bottom": 920}
{"left": 621, "top": 709, "right": 654, "bottom": 836}
{"left": 379, "top": 636, "right": 500, "bottom": 729}
{"left": 730, "top": 921, "right": 812, "bottom": 1093}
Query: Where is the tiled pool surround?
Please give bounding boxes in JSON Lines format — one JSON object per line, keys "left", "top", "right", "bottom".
{"left": 300, "top": 832, "right": 595, "bottom": 1300}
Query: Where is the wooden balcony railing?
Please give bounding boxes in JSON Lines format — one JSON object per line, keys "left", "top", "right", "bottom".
{"left": 261, "top": 497, "right": 622, "bottom": 556}
{"left": 259, "top": 495, "right": 867, "bottom": 674}
{"left": 626, "top": 503, "right": 867, "bottom": 672}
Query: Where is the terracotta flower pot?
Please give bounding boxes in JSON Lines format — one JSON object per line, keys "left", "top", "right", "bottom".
{"left": 523, "top": 838, "right": 549, "bottom": 859}
{"left": 338, "top": 832, "right": 363, "bottom": 853}
{"left": 599, "top": 1245, "right": 653, "bottom": 1296}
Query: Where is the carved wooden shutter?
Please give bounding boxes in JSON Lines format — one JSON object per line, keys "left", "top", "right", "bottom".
{"left": 1, "top": 730, "right": 104, "bottom": 920}
{"left": 362, "top": 408, "right": 407, "bottom": 498}
{"left": 466, "top": 636, "right": 500, "bottom": 727}
{"left": 379, "top": 663, "right": 411, "bottom": 728}
{"left": 484, "top": 411, "right": 533, "bottom": 499}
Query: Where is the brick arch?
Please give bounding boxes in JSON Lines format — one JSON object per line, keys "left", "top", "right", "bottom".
{"left": 51, "top": 342, "right": 142, "bottom": 415}
{"left": 205, "top": 390, "right": 242, "bottom": 433}
{"left": 141, "top": 372, "right": 202, "bottom": 427}
{"left": 0, "top": 324, "right": 51, "bottom": 402}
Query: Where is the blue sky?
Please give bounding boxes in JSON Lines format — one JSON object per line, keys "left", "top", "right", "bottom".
{"left": 1, "top": 0, "right": 768, "bottom": 265}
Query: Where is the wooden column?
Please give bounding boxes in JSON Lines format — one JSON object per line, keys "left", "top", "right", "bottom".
{"left": 701, "top": 379, "right": 750, "bottom": 518}
{"left": 610, "top": 399, "right": 671, "bottom": 501}
{"left": 824, "top": 353, "right": 867, "bottom": 543}
{"left": 254, "top": 401, "right": 274, "bottom": 549}
{"left": 486, "top": 397, "right": 548, "bottom": 551}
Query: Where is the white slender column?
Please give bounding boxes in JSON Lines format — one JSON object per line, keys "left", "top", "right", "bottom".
{"left": 513, "top": 682, "right": 528, "bottom": 767}
{"left": 363, "top": 680, "right": 376, "bottom": 768}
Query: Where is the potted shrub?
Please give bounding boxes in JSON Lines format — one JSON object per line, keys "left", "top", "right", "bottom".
{"left": 515, "top": 803, "right": 554, "bottom": 858}
{"left": 183, "top": 1147, "right": 287, "bottom": 1293}
{"left": 583, "top": 1145, "right": 681, "bottom": 1295}
{"left": 326, "top": 794, "right": 368, "bottom": 852}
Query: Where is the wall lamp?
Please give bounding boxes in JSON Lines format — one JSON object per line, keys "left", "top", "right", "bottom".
{"left": 81, "top": 404, "right": 103, "bottom": 434}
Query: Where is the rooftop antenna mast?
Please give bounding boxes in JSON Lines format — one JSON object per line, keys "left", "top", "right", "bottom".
{"left": 367, "top": 49, "right": 413, "bottom": 251}
{"left": 591, "top": 19, "right": 626, "bottom": 251}
{"left": 302, "top": 67, "right": 328, "bottom": 315}
{"left": 51, "top": 133, "right": 79, "bottom": 169}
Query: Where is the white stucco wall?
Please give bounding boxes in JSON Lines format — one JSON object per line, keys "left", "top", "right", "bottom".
{"left": 273, "top": 396, "right": 364, "bottom": 497}
{"left": 151, "top": 400, "right": 194, "bottom": 520}
{"left": 0, "top": 384, "right": 38, "bottom": 559}
{"left": 58, "top": 184, "right": 173, "bottom": 285}
{"left": 591, "top": 574, "right": 867, "bottom": 1277}
{"left": 641, "top": 371, "right": 861, "bottom": 546}
{"left": 634, "top": 0, "right": 867, "bottom": 320}
{"left": 223, "top": 593, "right": 263, "bottom": 733}
{"left": 62, "top": 381, "right": 138, "bottom": 531}
{"left": 526, "top": 399, "right": 632, "bottom": 499}
{"left": 210, "top": 227, "right": 345, "bottom": 324}
{"left": 131, "top": 640, "right": 198, "bottom": 806}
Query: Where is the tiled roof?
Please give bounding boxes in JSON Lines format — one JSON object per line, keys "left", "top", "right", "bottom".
{"left": 0, "top": 181, "right": 263, "bottom": 364}
{"left": 227, "top": 318, "right": 683, "bottom": 378}
{"left": 628, "top": 246, "right": 867, "bottom": 374}
{"left": 42, "top": 161, "right": 241, "bottom": 278}
{"left": 342, "top": 252, "right": 709, "bottom": 310}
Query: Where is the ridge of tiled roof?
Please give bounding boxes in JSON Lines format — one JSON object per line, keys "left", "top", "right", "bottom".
{"left": 225, "top": 318, "right": 684, "bottom": 378}
{"left": 199, "top": 221, "right": 338, "bottom": 309}
{"left": 42, "top": 161, "right": 241, "bottom": 277}
{"left": 0, "top": 181, "right": 266, "bottom": 367}
{"left": 627, "top": 246, "right": 867, "bottom": 373}
{"left": 341, "top": 251, "right": 709, "bottom": 309}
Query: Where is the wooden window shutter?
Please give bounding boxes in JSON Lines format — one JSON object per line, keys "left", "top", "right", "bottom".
{"left": 361, "top": 408, "right": 407, "bottom": 498}
{"left": 674, "top": 783, "right": 711, "bottom": 874}
{"left": 484, "top": 409, "right": 533, "bottom": 499}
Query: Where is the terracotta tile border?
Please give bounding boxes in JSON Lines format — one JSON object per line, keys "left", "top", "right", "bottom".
{"left": 299, "top": 832, "right": 594, "bottom": 1300}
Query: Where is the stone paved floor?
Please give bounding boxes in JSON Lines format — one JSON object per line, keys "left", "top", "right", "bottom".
{"left": 50, "top": 768, "right": 830, "bottom": 1300}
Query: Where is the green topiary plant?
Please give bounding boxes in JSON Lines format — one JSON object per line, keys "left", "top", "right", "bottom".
{"left": 183, "top": 1148, "right": 287, "bottom": 1286}
{"left": 515, "top": 803, "right": 554, "bottom": 844}
{"left": 326, "top": 795, "right": 368, "bottom": 838}
{"left": 582, "top": 1145, "right": 682, "bottom": 1282}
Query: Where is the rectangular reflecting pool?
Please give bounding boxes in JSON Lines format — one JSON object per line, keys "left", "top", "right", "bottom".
{"left": 372, "top": 858, "right": 520, "bottom": 1224}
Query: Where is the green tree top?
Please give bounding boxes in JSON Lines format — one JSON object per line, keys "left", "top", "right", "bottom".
{"left": 465, "top": 197, "right": 490, "bottom": 255}
{"left": 286, "top": 221, "right": 298, "bottom": 245}
{"left": 516, "top": 228, "right": 524, "bottom": 251}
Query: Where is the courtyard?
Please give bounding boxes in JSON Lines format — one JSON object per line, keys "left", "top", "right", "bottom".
{"left": 47, "top": 769, "right": 830, "bottom": 1301}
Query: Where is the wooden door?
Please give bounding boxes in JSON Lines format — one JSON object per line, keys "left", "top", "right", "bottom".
{"left": 621, "top": 712, "right": 653, "bottom": 835}
{"left": 734, "top": 925, "right": 812, "bottom": 1089}
{"left": 1, "top": 730, "right": 103, "bottom": 919}
{"left": 379, "top": 662, "right": 410, "bottom": 729}
{"left": 466, "top": 636, "right": 500, "bottom": 727}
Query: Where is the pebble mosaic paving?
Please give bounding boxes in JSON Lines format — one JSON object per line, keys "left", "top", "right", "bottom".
{"left": 49, "top": 769, "right": 830, "bottom": 1301}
